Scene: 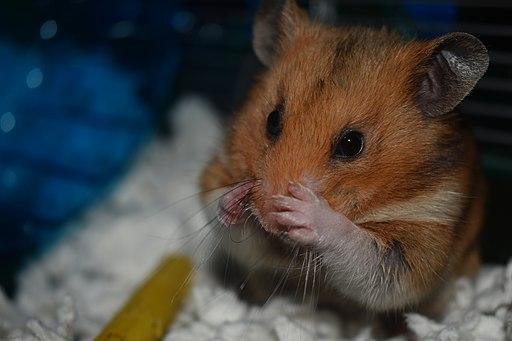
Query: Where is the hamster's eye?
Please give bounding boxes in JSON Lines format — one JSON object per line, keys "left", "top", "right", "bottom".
{"left": 266, "top": 104, "right": 283, "bottom": 141}
{"left": 333, "top": 130, "right": 364, "bottom": 160}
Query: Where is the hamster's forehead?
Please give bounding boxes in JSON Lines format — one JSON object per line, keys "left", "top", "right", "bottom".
{"left": 280, "top": 31, "right": 419, "bottom": 90}
{"left": 256, "top": 29, "right": 426, "bottom": 141}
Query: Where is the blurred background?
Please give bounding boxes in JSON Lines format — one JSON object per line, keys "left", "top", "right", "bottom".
{"left": 0, "top": 0, "right": 510, "bottom": 296}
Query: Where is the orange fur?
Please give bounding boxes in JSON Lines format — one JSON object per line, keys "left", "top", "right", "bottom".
{"left": 200, "top": 1, "right": 486, "bottom": 315}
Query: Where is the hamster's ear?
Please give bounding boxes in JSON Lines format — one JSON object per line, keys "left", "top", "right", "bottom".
{"left": 415, "top": 33, "right": 489, "bottom": 117}
{"left": 253, "top": 0, "right": 309, "bottom": 67}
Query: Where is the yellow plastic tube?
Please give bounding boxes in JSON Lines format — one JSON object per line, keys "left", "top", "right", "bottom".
{"left": 96, "top": 255, "right": 193, "bottom": 341}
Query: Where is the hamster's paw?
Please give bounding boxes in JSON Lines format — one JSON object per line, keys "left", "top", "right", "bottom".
{"left": 268, "top": 182, "right": 353, "bottom": 245}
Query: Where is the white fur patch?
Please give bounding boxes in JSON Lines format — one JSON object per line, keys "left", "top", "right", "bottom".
{"left": 356, "top": 184, "right": 465, "bottom": 225}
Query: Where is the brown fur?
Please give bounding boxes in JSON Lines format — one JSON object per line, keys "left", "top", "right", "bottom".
{"left": 200, "top": 1, "right": 486, "bottom": 317}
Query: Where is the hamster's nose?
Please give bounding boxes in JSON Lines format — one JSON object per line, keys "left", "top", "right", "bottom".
{"left": 217, "top": 181, "right": 255, "bottom": 226}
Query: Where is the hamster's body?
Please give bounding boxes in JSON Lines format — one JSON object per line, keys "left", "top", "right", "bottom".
{"left": 200, "top": 0, "right": 488, "bottom": 319}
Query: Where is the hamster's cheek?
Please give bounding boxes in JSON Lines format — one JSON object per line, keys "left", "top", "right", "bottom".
{"left": 320, "top": 220, "right": 454, "bottom": 310}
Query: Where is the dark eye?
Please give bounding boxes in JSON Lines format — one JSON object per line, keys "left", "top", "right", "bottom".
{"left": 266, "top": 104, "right": 283, "bottom": 141}
{"left": 333, "top": 130, "right": 364, "bottom": 160}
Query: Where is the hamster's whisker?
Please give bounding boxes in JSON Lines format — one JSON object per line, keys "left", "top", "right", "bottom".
{"left": 144, "top": 179, "right": 255, "bottom": 222}
{"left": 188, "top": 218, "right": 222, "bottom": 261}
{"left": 238, "top": 251, "right": 273, "bottom": 292}
{"left": 239, "top": 245, "right": 299, "bottom": 340}
{"left": 311, "top": 251, "right": 318, "bottom": 309}
{"left": 158, "top": 215, "right": 220, "bottom": 265}
{"left": 171, "top": 231, "right": 225, "bottom": 305}
{"left": 303, "top": 250, "right": 313, "bottom": 305}
{"left": 263, "top": 245, "right": 300, "bottom": 307}
{"left": 221, "top": 181, "right": 259, "bottom": 214}
{"left": 223, "top": 237, "right": 232, "bottom": 286}
{"left": 150, "top": 181, "right": 255, "bottom": 248}
{"left": 295, "top": 249, "right": 309, "bottom": 301}
{"left": 221, "top": 182, "right": 262, "bottom": 243}
{"left": 233, "top": 211, "right": 260, "bottom": 244}
{"left": 312, "top": 251, "right": 323, "bottom": 311}
{"left": 168, "top": 215, "right": 218, "bottom": 245}
{"left": 224, "top": 191, "right": 256, "bottom": 244}
{"left": 169, "top": 214, "right": 226, "bottom": 300}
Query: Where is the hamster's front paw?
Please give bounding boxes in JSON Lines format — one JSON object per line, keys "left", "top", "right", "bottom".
{"left": 268, "top": 182, "right": 356, "bottom": 245}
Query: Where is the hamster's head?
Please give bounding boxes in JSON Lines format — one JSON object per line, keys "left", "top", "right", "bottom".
{"left": 201, "top": 0, "right": 488, "bottom": 310}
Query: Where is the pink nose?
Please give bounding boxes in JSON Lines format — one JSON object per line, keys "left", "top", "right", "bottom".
{"left": 217, "top": 181, "right": 255, "bottom": 226}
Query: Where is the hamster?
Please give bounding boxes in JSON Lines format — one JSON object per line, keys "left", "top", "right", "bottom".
{"left": 200, "top": 0, "right": 488, "bottom": 317}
